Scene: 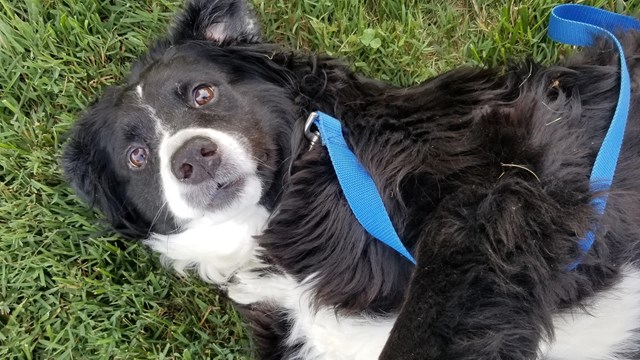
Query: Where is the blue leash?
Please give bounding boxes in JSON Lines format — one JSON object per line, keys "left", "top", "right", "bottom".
{"left": 306, "top": 4, "right": 637, "bottom": 269}
{"left": 305, "top": 112, "right": 416, "bottom": 264}
{"left": 549, "top": 4, "right": 639, "bottom": 270}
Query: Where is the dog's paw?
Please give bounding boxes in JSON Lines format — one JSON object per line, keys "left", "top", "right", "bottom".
{"left": 226, "top": 270, "right": 298, "bottom": 305}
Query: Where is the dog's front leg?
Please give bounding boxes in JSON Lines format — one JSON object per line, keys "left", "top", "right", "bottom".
{"left": 381, "top": 180, "right": 574, "bottom": 360}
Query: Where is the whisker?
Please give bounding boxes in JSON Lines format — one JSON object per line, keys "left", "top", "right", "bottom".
{"left": 251, "top": 155, "right": 276, "bottom": 171}
{"left": 147, "top": 201, "right": 168, "bottom": 237}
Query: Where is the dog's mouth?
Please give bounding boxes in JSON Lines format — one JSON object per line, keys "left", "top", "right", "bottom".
{"left": 212, "top": 176, "right": 246, "bottom": 202}
{"left": 179, "top": 174, "right": 247, "bottom": 212}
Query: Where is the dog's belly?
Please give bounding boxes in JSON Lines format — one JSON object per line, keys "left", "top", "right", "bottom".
{"left": 540, "top": 265, "right": 640, "bottom": 360}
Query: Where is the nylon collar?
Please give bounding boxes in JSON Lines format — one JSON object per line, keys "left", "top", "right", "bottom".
{"left": 305, "top": 112, "right": 416, "bottom": 264}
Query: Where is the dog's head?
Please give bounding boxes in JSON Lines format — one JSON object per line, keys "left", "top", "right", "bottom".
{"left": 63, "top": 0, "right": 295, "bottom": 238}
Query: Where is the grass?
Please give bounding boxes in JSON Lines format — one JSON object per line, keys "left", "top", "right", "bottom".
{"left": 1, "top": 0, "right": 638, "bottom": 358}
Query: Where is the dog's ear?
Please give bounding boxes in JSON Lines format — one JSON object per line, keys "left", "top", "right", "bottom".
{"left": 62, "top": 87, "right": 118, "bottom": 209}
{"left": 62, "top": 88, "right": 150, "bottom": 239}
{"left": 170, "top": 0, "right": 261, "bottom": 45}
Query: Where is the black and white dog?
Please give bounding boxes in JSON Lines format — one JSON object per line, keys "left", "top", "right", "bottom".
{"left": 62, "top": 0, "right": 640, "bottom": 359}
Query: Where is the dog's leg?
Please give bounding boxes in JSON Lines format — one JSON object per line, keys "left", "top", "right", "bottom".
{"left": 380, "top": 179, "right": 583, "bottom": 360}
{"left": 235, "top": 303, "right": 294, "bottom": 360}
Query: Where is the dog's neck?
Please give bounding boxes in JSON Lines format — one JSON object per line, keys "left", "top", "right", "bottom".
{"left": 145, "top": 199, "right": 399, "bottom": 360}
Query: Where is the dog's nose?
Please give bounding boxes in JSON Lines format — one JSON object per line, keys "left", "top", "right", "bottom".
{"left": 171, "top": 137, "right": 221, "bottom": 184}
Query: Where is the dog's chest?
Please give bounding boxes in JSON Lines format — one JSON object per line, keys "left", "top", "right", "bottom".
{"left": 144, "top": 205, "right": 270, "bottom": 283}
{"left": 146, "top": 204, "right": 396, "bottom": 359}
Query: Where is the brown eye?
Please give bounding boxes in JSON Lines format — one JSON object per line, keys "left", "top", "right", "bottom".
{"left": 193, "top": 85, "right": 215, "bottom": 107}
{"left": 128, "top": 147, "right": 148, "bottom": 168}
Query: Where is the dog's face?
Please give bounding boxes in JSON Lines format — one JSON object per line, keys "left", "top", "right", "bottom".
{"left": 63, "top": 0, "right": 293, "bottom": 238}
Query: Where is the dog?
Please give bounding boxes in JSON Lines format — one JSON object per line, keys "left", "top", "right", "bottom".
{"left": 62, "top": 0, "right": 640, "bottom": 359}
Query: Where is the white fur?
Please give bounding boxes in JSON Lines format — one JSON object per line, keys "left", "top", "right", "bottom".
{"left": 284, "top": 283, "right": 395, "bottom": 360}
{"left": 145, "top": 205, "right": 269, "bottom": 284}
{"left": 540, "top": 265, "right": 640, "bottom": 360}
{"left": 206, "top": 24, "right": 228, "bottom": 43}
{"left": 147, "top": 126, "right": 268, "bottom": 283}
{"left": 136, "top": 89, "right": 165, "bottom": 140}
{"left": 229, "top": 272, "right": 396, "bottom": 360}
{"left": 153, "top": 232, "right": 395, "bottom": 359}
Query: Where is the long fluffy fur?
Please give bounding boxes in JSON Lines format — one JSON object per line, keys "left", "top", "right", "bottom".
{"left": 62, "top": 1, "right": 640, "bottom": 359}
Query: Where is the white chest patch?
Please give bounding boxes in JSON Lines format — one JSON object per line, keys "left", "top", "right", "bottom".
{"left": 144, "top": 204, "right": 270, "bottom": 284}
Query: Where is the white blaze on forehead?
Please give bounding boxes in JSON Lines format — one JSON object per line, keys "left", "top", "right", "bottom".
{"left": 158, "top": 127, "right": 262, "bottom": 223}
{"left": 135, "top": 94, "right": 164, "bottom": 139}
{"left": 134, "top": 82, "right": 161, "bottom": 130}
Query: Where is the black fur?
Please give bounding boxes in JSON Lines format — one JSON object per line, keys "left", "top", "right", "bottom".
{"left": 63, "top": 0, "right": 640, "bottom": 358}
{"left": 235, "top": 303, "right": 301, "bottom": 360}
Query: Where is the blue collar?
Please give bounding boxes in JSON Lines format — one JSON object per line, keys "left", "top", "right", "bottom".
{"left": 305, "top": 4, "right": 638, "bottom": 269}
{"left": 305, "top": 111, "right": 416, "bottom": 264}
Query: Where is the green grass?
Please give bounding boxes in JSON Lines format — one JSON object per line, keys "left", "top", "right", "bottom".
{"left": 1, "top": 0, "right": 638, "bottom": 358}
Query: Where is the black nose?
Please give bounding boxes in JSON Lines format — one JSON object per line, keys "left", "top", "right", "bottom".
{"left": 171, "top": 137, "right": 221, "bottom": 184}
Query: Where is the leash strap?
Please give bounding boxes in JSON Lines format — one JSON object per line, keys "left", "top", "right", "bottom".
{"left": 308, "top": 5, "right": 639, "bottom": 268}
{"left": 311, "top": 111, "right": 416, "bottom": 264}
{"left": 548, "top": 4, "right": 640, "bottom": 270}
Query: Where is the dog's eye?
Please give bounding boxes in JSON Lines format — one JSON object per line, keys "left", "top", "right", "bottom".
{"left": 128, "top": 147, "right": 148, "bottom": 168}
{"left": 193, "top": 85, "right": 216, "bottom": 107}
